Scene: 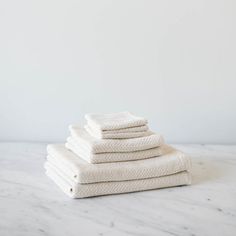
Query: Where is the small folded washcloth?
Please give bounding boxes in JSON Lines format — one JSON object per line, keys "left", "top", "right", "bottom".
{"left": 65, "top": 136, "right": 164, "bottom": 163}
{"left": 85, "top": 124, "right": 151, "bottom": 139}
{"left": 69, "top": 126, "right": 164, "bottom": 153}
{"left": 46, "top": 144, "right": 191, "bottom": 184}
{"left": 85, "top": 111, "right": 148, "bottom": 131}
{"left": 45, "top": 162, "right": 191, "bottom": 198}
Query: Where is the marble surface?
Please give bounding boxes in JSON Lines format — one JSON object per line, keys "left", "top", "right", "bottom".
{"left": 0, "top": 142, "right": 236, "bottom": 236}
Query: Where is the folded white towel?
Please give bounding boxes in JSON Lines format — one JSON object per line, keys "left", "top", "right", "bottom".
{"left": 102, "top": 125, "right": 149, "bottom": 133}
{"left": 69, "top": 126, "right": 164, "bottom": 153}
{"left": 85, "top": 111, "right": 148, "bottom": 131}
{"left": 45, "top": 161, "right": 191, "bottom": 198}
{"left": 85, "top": 124, "right": 151, "bottom": 139}
{"left": 65, "top": 137, "right": 164, "bottom": 163}
{"left": 47, "top": 144, "right": 191, "bottom": 184}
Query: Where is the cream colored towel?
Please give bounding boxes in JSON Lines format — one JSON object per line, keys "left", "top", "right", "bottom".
{"left": 65, "top": 137, "right": 164, "bottom": 163}
{"left": 85, "top": 111, "right": 148, "bottom": 131}
{"left": 45, "top": 162, "right": 191, "bottom": 198}
{"left": 47, "top": 144, "right": 191, "bottom": 184}
{"left": 69, "top": 126, "right": 164, "bottom": 153}
{"left": 85, "top": 124, "right": 151, "bottom": 139}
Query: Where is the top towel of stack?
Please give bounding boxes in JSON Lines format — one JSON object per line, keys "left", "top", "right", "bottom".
{"left": 66, "top": 112, "right": 164, "bottom": 164}
{"left": 85, "top": 111, "right": 151, "bottom": 139}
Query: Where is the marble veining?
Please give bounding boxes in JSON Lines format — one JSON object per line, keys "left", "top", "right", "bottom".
{"left": 0, "top": 142, "right": 236, "bottom": 236}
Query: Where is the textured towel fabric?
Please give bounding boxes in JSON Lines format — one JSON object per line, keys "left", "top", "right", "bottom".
{"left": 69, "top": 126, "right": 164, "bottom": 153}
{"left": 45, "top": 162, "right": 191, "bottom": 198}
{"left": 65, "top": 137, "right": 164, "bottom": 163}
{"left": 85, "top": 111, "right": 148, "bottom": 131}
{"left": 46, "top": 144, "right": 191, "bottom": 184}
{"left": 102, "top": 125, "right": 149, "bottom": 133}
{"left": 85, "top": 125, "right": 151, "bottom": 139}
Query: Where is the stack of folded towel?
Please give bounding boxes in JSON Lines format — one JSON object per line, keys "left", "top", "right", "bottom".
{"left": 45, "top": 112, "right": 191, "bottom": 198}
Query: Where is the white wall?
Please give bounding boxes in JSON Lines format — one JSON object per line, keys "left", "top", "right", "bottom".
{"left": 0, "top": 0, "right": 235, "bottom": 144}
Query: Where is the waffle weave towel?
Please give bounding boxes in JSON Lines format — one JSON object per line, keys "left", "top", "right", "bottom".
{"left": 65, "top": 136, "right": 164, "bottom": 163}
{"left": 46, "top": 144, "right": 191, "bottom": 184}
{"left": 85, "top": 124, "right": 151, "bottom": 139}
{"left": 45, "top": 162, "right": 191, "bottom": 198}
{"left": 69, "top": 126, "right": 164, "bottom": 153}
{"left": 85, "top": 111, "right": 148, "bottom": 131}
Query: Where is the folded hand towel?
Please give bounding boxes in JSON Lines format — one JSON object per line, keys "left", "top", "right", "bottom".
{"left": 69, "top": 126, "right": 164, "bottom": 153}
{"left": 85, "top": 125, "right": 151, "bottom": 139}
{"left": 47, "top": 144, "right": 191, "bottom": 184}
{"left": 45, "top": 161, "right": 191, "bottom": 198}
{"left": 102, "top": 125, "right": 149, "bottom": 133}
{"left": 65, "top": 136, "right": 164, "bottom": 163}
{"left": 85, "top": 111, "right": 147, "bottom": 131}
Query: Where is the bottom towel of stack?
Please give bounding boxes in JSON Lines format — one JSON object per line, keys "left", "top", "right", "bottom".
{"left": 45, "top": 144, "right": 192, "bottom": 198}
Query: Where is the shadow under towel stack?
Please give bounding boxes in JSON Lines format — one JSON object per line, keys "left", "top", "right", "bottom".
{"left": 45, "top": 112, "right": 192, "bottom": 198}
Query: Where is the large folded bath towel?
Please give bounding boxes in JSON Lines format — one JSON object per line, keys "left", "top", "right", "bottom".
{"left": 45, "top": 162, "right": 191, "bottom": 198}
{"left": 47, "top": 144, "right": 191, "bottom": 184}
{"left": 85, "top": 111, "right": 147, "bottom": 131}
{"left": 69, "top": 126, "right": 164, "bottom": 153}
{"left": 65, "top": 137, "right": 164, "bottom": 163}
{"left": 85, "top": 124, "right": 151, "bottom": 139}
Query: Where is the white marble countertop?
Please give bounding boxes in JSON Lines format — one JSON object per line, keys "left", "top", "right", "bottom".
{"left": 0, "top": 143, "right": 236, "bottom": 236}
